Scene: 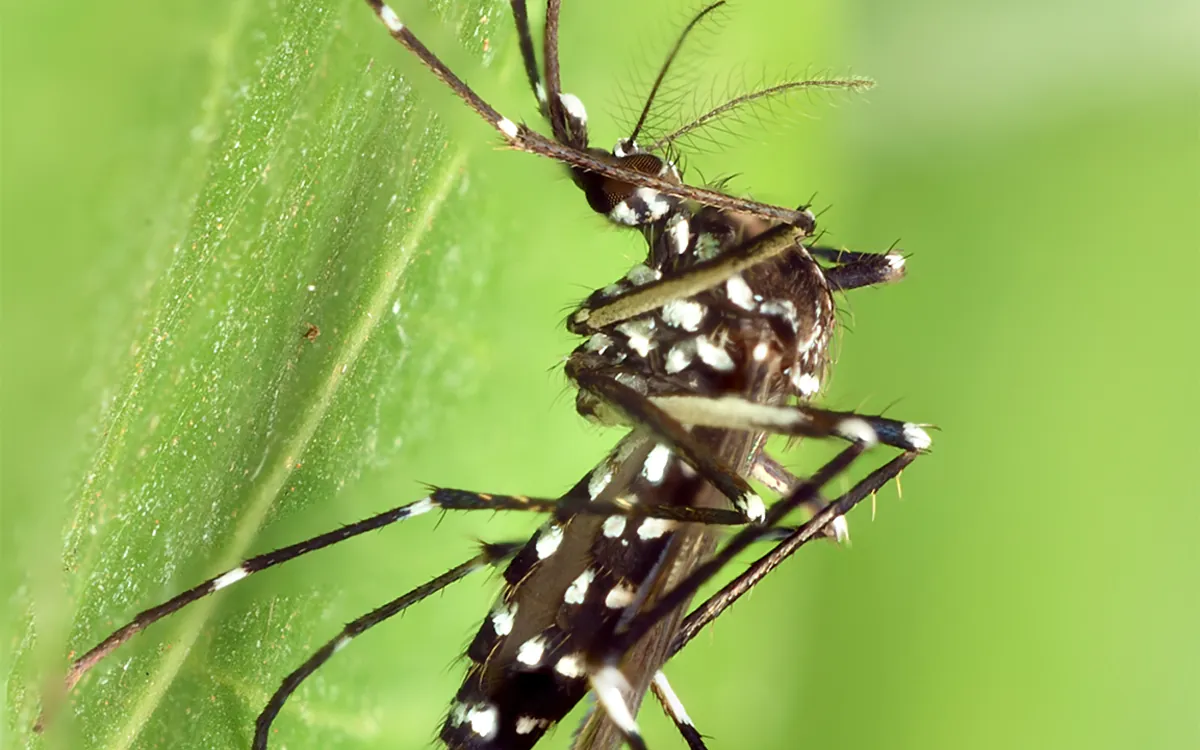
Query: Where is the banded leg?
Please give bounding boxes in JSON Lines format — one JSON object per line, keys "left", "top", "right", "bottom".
{"left": 751, "top": 451, "right": 849, "bottom": 543}
{"left": 651, "top": 671, "right": 708, "bottom": 750}
{"left": 670, "top": 451, "right": 919, "bottom": 658}
{"left": 47, "top": 494, "right": 445, "bottom": 708}
{"left": 809, "top": 245, "right": 908, "bottom": 291}
{"left": 588, "top": 443, "right": 872, "bottom": 750}
{"left": 253, "top": 542, "right": 522, "bottom": 750}
{"left": 48, "top": 477, "right": 766, "bottom": 715}
{"left": 362, "top": 1, "right": 813, "bottom": 227}
{"left": 508, "top": 0, "right": 546, "bottom": 109}
{"left": 622, "top": 454, "right": 916, "bottom": 750}
{"left": 573, "top": 370, "right": 929, "bottom": 488}
{"left": 648, "top": 393, "right": 932, "bottom": 452}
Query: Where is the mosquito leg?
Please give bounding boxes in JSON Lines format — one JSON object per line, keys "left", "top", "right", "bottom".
{"left": 362, "top": 1, "right": 812, "bottom": 227}
{"left": 670, "top": 451, "right": 918, "bottom": 657}
{"left": 589, "top": 665, "right": 650, "bottom": 750}
{"left": 51, "top": 483, "right": 691, "bottom": 715}
{"left": 809, "top": 245, "right": 908, "bottom": 291}
{"left": 651, "top": 671, "right": 708, "bottom": 750}
{"left": 572, "top": 371, "right": 773, "bottom": 522}
{"left": 48, "top": 496, "right": 452, "bottom": 713}
{"left": 252, "top": 542, "right": 521, "bottom": 750}
{"left": 750, "top": 451, "right": 849, "bottom": 542}
{"left": 540, "top": 0, "right": 574, "bottom": 144}
{"left": 569, "top": 222, "right": 808, "bottom": 333}
{"left": 586, "top": 442, "right": 871, "bottom": 748}
{"left": 507, "top": 1, "right": 545, "bottom": 109}
{"left": 431, "top": 488, "right": 748, "bottom": 527}
{"left": 613, "top": 441, "right": 869, "bottom": 655}
{"left": 648, "top": 393, "right": 933, "bottom": 453}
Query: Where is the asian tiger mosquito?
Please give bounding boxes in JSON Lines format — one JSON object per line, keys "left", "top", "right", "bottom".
{"left": 40, "top": 1, "right": 932, "bottom": 748}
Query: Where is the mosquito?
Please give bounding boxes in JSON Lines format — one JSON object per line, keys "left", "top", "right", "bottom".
{"left": 41, "top": 2, "right": 931, "bottom": 748}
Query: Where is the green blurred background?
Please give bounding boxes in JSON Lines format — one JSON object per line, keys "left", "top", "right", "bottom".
{"left": 3, "top": 0, "right": 1196, "bottom": 748}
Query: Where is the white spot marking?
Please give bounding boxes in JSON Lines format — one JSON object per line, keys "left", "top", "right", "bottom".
{"left": 536, "top": 523, "right": 564, "bottom": 559}
{"left": 535, "top": 81, "right": 547, "bottom": 104}
{"left": 555, "top": 653, "right": 585, "bottom": 678}
{"left": 665, "top": 214, "right": 690, "bottom": 254}
{"left": 558, "top": 92, "right": 588, "bottom": 124}
{"left": 652, "top": 672, "right": 694, "bottom": 727}
{"left": 407, "top": 497, "right": 435, "bottom": 517}
{"left": 379, "top": 5, "right": 404, "bottom": 32}
{"left": 588, "top": 466, "right": 614, "bottom": 500}
{"left": 213, "top": 567, "right": 248, "bottom": 591}
{"left": 515, "top": 716, "right": 543, "bottom": 735}
{"left": 624, "top": 264, "right": 661, "bottom": 286}
{"left": 887, "top": 252, "right": 906, "bottom": 272}
{"left": 903, "top": 423, "right": 933, "bottom": 450}
{"left": 609, "top": 201, "right": 639, "bottom": 225}
{"left": 695, "top": 336, "right": 735, "bottom": 372}
{"left": 725, "top": 275, "right": 756, "bottom": 310}
{"left": 661, "top": 299, "right": 705, "bottom": 331}
{"left": 590, "top": 666, "right": 640, "bottom": 736}
{"left": 564, "top": 569, "right": 595, "bottom": 604}
{"left": 497, "top": 117, "right": 519, "bottom": 139}
{"left": 614, "top": 371, "right": 645, "bottom": 391}
{"left": 831, "top": 515, "right": 851, "bottom": 543}
{"left": 516, "top": 636, "right": 547, "bottom": 666}
{"left": 635, "top": 187, "right": 672, "bottom": 220}
{"left": 331, "top": 634, "right": 352, "bottom": 653}
{"left": 602, "top": 515, "right": 626, "bottom": 538}
{"left": 837, "top": 417, "right": 878, "bottom": 446}
{"left": 793, "top": 372, "right": 821, "bottom": 397}
{"left": 637, "top": 517, "right": 675, "bottom": 540}
{"left": 694, "top": 232, "right": 721, "bottom": 260}
{"left": 450, "top": 702, "right": 469, "bottom": 725}
{"left": 664, "top": 340, "right": 696, "bottom": 374}
{"left": 641, "top": 443, "right": 672, "bottom": 484}
{"left": 598, "top": 282, "right": 624, "bottom": 298}
{"left": 585, "top": 333, "right": 614, "bottom": 353}
{"left": 605, "top": 583, "right": 636, "bottom": 609}
{"left": 467, "top": 703, "right": 500, "bottom": 739}
{"left": 752, "top": 341, "right": 770, "bottom": 362}
{"left": 738, "top": 493, "right": 766, "bottom": 524}
{"left": 491, "top": 601, "right": 517, "bottom": 636}
{"left": 615, "top": 319, "right": 656, "bottom": 357}
{"left": 760, "top": 299, "right": 799, "bottom": 331}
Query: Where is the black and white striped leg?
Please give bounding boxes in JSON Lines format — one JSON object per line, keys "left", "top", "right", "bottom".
{"left": 572, "top": 371, "right": 770, "bottom": 523}
{"left": 648, "top": 393, "right": 933, "bottom": 453}
{"left": 750, "top": 451, "right": 849, "bottom": 542}
{"left": 54, "top": 485, "right": 677, "bottom": 708}
{"left": 613, "top": 441, "right": 869, "bottom": 654}
{"left": 253, "top": 542, "right": 521, "bottom": 750}
{"left": 670, "top": 451, "right": 918, "bottom": 658}
{"left": 588, "top": 443, "right": 872, "bottom": 750}
{"left": 651, "top": 671, "right": 708, "bottom": 750}
{"left": 809, "top": 245, "right": 908, "bottom": 291}
{"left": 362, "top": 1, "right": 811, "bottom": 227}
{"left": 51, "top": 494, "right": 455, "bottom": 703}
{"left": 431, "top": 488, "right": 748, "bottom": 527}
{"left": 507, "top": 0, "right": 546, "bottom": 110}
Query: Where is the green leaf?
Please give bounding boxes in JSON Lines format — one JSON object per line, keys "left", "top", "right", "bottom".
{"left": 6, "top": 1, "right": 851, "bottom": 748}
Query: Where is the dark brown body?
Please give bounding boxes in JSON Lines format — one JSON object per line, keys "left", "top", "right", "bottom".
{"left": 440, "top": 202, "right": 837, "bottom": 749}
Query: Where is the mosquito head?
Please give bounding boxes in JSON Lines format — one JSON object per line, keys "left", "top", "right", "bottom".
{"left": 569, "top": 138, "right": 685, "bottom": 228}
